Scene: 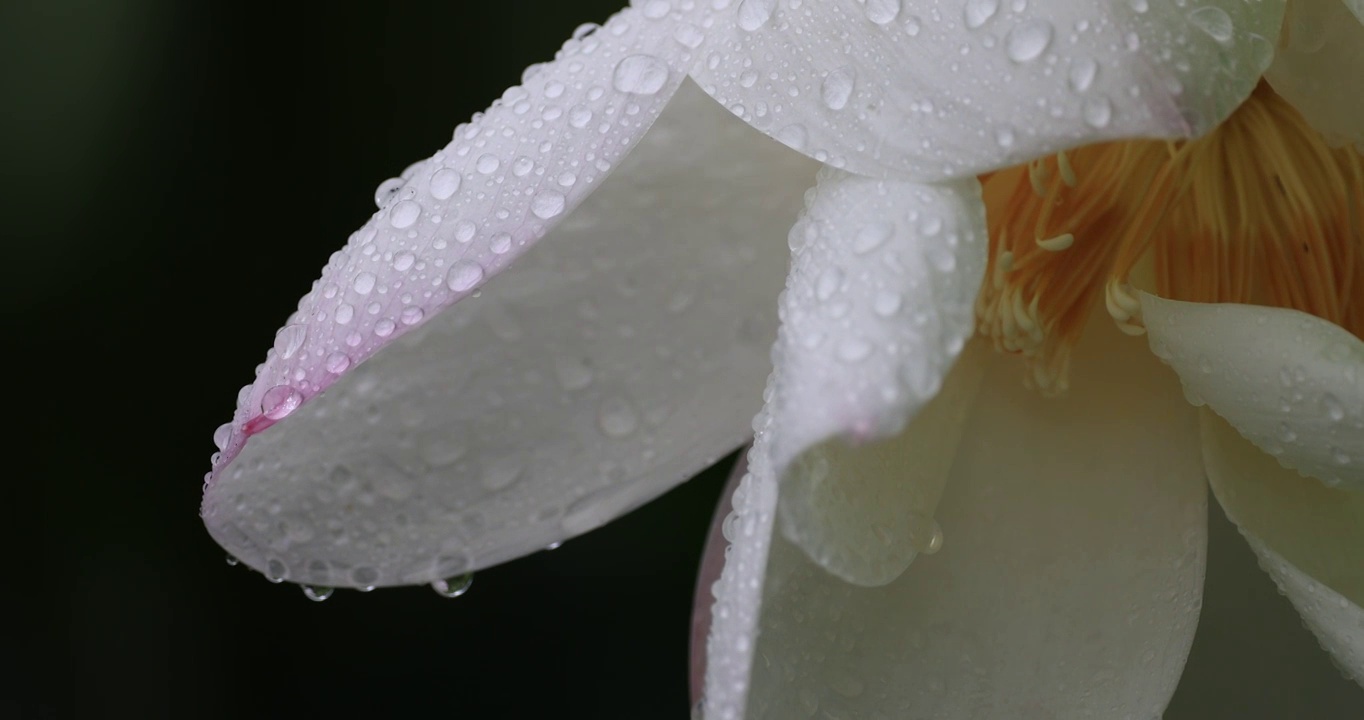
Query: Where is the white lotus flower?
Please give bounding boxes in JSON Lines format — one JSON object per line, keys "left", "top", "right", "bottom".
{"left": 201, "top": 1, "right": 1363, "bottom": 717}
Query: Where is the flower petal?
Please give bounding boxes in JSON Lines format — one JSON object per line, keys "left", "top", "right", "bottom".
{"left": 201, "top": 80, "right": 818, "bottom": 589}
{"left": 769, "top": 170, "right": 988, "bottom": 585}
{"left": 1141, "top": 295, "right": 1364, "bottom": 491}
{"left": 207, "top": 2, "right": 707, "bottom": 478}
{"left": 1264, "top": 0, "right": 1364, "bottom": 148}
{"left": 692, "top": 0, "right": 1284, "bottom": 180}
{"left": 705, "top": 322, "right": 1208, "bottom": 719}
{"left": 1200, "top": 410, "right": 1364, "bottom": 685}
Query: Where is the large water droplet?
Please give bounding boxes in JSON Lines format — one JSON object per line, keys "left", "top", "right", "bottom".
{"left": 373, "top": 177, "right": 403, "bottom": 208}
{"left": 531, "top": 190, "right": 567, "bottom": 219}
{"left": 1005, "top": 19, "right": 1053, "bottom": 63}
{"left": 864, "top": 0, "right": 901, "bottom": 25}
{"left": 1189, "top": 6, "right": 1234, "bottom": 44}
{"left": 613, "top": 54, "right": 670, "bottom": 95}
{"left": 262, "top": 385, "right": 303, "bottom": 420}
{"left": 1068, "top": 57, "right": 1098, "bottom": 92}
{"left": 390, "top": 200, "right": 420, "bottom": 229}
{"left": 598, "top": 396, "right": 640, "bottom": 437}
{"left": 737, "top": 0, "right": 775, "bottom": 32}
{"left": 429, "top": 168, "right": 462, "bottom": 200}
{"left": 431, "top": 573, "right": 473, "bottom": 598}
{"left": 303, "top": 585, "right": 334, "bottom": 602}
{"left": 446, "top": 260, "right": 485, "bottom": 292}
{"left": 1082, "top": 97, "right": 1113, "bottom": 128}
{"left": 820, "top": 67, "right": 856, "bottom": 111}
{"left": 963, "top": 0, "right": 999, "bottom": 29}
{"left": 273, "top": 324, "right": 307, "bottom": 360}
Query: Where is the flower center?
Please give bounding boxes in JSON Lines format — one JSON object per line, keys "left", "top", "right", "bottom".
{"left": 976, "top": 81, "right": 1363, "bottom": 393}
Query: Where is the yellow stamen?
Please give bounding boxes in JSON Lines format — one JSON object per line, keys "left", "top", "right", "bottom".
{"left": 977, "top": 82, "right": 1363, "bottom": 393}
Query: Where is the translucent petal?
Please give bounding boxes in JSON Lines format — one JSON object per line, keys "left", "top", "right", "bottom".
{"left": 201, "top": 81, "right": 818, "bottom": 588}
{"left": 1265, "top": 0, "right": 1364, "bottom": 147}
{"left": 692, "top": 0, "right": 1285, "bottom": 180}
{"left": 705, "top": 322, "right": 1208, "bottom": 719}
{"left": 205, "top": 2, "right": 706, "bottom": 483}
{"left": 767, "top": 171, "right": 988, "bottom": 585}
{"left": 1201, "top": 411, "right": 1364, "bottom": 686}
{"left": 1142, "top": 295, "right": 1364, "bottom": 491}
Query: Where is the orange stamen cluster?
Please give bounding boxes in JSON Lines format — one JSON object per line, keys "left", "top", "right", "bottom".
{"left": 976, "top": 82, "right": 1363, "bottom": 393}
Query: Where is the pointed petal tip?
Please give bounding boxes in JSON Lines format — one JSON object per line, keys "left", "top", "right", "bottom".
{"left": 1141, "top": 294, "right": 1364, "bottom": 492}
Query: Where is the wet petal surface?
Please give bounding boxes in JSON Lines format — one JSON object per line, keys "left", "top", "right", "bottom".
{"left": 203, "top": 81, "right": 818, "bottom": 588}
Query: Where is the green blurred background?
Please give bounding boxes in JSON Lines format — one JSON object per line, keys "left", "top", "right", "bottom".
{"left": 4, "top": 1, "right": 1360, "bottom": 717}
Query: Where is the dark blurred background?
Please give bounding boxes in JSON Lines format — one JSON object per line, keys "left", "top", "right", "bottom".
{"left": 4, "top": 1, "right": 1361, "bottom": 718}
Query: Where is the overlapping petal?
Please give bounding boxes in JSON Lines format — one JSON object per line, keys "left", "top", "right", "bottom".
{"left": 1142, "top": 295, "right": 1364, "bottom": 491}
{"left": 705, "top": 321, "right": 1208, "bottom": 719}
{"left": 215, "top": 4, "right": 706, "bottom": 457}
{"left": 692, "top": 0, "right": 1284, "bottom": 181}
{"left": 762, "top": 170, "right": 988, "bottom": 584}
{"left": 202, "top": 81, "right": 818, "bottom": 588}
{"left": 1200, "top": 411, "right": 1364, "bottom": 686}
{"left": 1264, "top": 0, "right": 1364, "bottom": 148}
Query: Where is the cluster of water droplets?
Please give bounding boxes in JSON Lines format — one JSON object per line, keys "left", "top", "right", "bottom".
{"left": 690, "top": 0, "right": 1282, "bottom": 181}
{"left": 202, "top": 1, "right": 728, "bottom": 589}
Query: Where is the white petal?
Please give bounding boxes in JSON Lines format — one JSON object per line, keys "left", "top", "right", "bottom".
{"left": 201, "top": 81, "right": 818, "bottom": 589}
{"left": 206, "top": 3, "right": 706, "bottom": 481}
{"left": 770, "top": 171, "right": 988, "bottom": 585}
{"left": 1264, "top": 0, "right": 1364, "bottom": 148}
{"left": 707, "top": 322, "right": 1208, "bottom": 720}
{"left": 1246, "top": 537, "right": 1364, "bottom": 687}
{"left": 1200, "top": 411, "right": 1364, "bottom": 686}
{"left": 692, "top": 0, "right": 1284, "bottom": 180}
{"left": 1142, "top": 295, "right": 1364, "bottom": 491}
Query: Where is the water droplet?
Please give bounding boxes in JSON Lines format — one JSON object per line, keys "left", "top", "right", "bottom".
{"left": 265, "top": 558, "right": 288, "bottom": 583}
{"left": 1082, "top": 97, "right": 1113, "bottom": 128}
{"left": 373, "top": 177, "right": 404, "bottom": 208}
{"left": 864, "top": 0, "right": 900, "bottom": 25}
{"left": 353, "top": 272, "right": 377, "bottom": 295}
{"left": 262, "top": 385, "right": 303, "bottom": 420}
{"left": 1005, "top": 19, "right": 1053, "bottom": 63}
{"left": 213, "top": 423, "right": 233, "bottom": 451}
{"left": 737, "top": 0, "right": 776, "bottom": 32}
{"left": 273, "top": 324, "right": 307, "bottom": 360}
{"left": 613, "top": 54, "right": 670, "bottom": 95}
{"left": 476, "top": 154, "right": 500, "bottom": 174}
{"left": 1190, "top": 6, "right": 1234, "bottom": 44}
{"left": 569, "top": 106, "right": 594, "bottom": 128}
{"left": 490, "top": 232, "right": 513, "bottom": 254}
{"left": 820, "top": 67, "right": 856, "bottom": 111}
{"left": 1069, "top": 57, "right": 1098, "bottom": 92}
{"left": 335, "top": 303, "right": 355, "bottom": 325}
{"left": 429, "top": 168, "right": 462, "bottom": 200}
{"left": 642, "top": 0, "right": 671, "bottom": 20}
{"left": 446, "top": 260, "right": 485, "bottom": 292}
{"left": 390, "top": 200, "right": 420, "bottom": 229}
{"left": 454, "top": 220, "right": 477, "bottom": 243}
{"left": 531, "top": 190, "right": 567, "bottom": 219}
{"left": 224, "top": 554, "right": 239, "bottom": 567}
{"left": 303, "top": 585, "right": 334, "bottom": 602}
{"left": 325, "top": 352, "right": 351, "bottom": 374}
{"left": 431, "top": 573, "right": 473, "bottom": 598}
{"left": 598, "top": 396, "right": 640, "bottom": 437}
{"left": 853, "top": 222, "right": 893, "bottom": 254}
{"left": 1320, "top": 393, "right": 1345, "bottom": 422}
{"left": 963, "top": 0, "right": 998, "bottom": 29}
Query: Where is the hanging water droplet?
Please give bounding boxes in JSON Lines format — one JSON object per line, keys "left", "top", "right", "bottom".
{"left": 265, "top": 558, "right": 288, "bottom": 583}
{"left": 431, "top": 573, "right": 473, "bottom": 598}
{"left": 224, "top": 554, "right": 240, "bottom": 567}
{"left": 373, "top": 177, "right": 404, "bottom": 208}
{"left": 303, "top": 585, "right": 334, "bottom": 602}
{"left": 613, "top": 54, "right": 670, "bottom": 95}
